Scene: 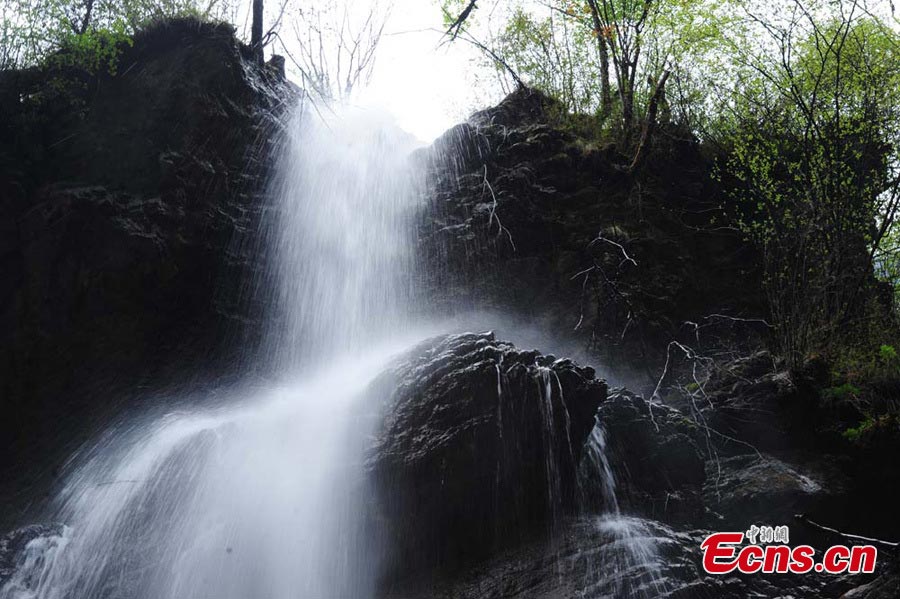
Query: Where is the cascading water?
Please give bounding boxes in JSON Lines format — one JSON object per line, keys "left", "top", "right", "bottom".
{"left": 573, "top": 423, "right": 670, "bottom": 598}
{"left": 0, "top": 101, "right": 423, "bottom": 599}
{"left": 264, "top": 104, "right": 422, "bottom": 368}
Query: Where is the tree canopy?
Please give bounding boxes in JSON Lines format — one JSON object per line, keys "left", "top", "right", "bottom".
{"left": 0, "top": 0, "right": 246, "bottom": 70}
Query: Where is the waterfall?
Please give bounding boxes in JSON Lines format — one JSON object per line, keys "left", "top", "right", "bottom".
{"left": 574, "top": 423, "right": 669, "bottom": 598}
{"left": 263, "top": 104, "right": 422, "bottom": 369}
{"left": 0, "top": 101, "right": 423, "bottom": 599}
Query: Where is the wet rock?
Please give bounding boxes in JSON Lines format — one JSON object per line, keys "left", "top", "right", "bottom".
{"left": 703, "top": 454, "right": 847, "bottom": 529}
{"left": 844, "top": 555, "right": 900, "bottom": 598}
{"left": 367, "top": 332, "right": 606, "bottom": 583}
{"left": 382, "top": 516, "right": 698, "bottom": 599}
{"left": 597, "top": 389, "right": 706, "bottom": 523}
{"left": 419, "top": 87, "right": 766, "bottom": 377}
{"left": 698, "top": 352, "right": 816, "bottom": 453}
{"left": 0, "top": 524, "right": 64, "bottom": 582}
{"left": 382, "top": 515, "right": 857, "bottom": 599}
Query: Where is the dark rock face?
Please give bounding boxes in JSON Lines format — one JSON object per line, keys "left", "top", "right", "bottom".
{"left": 692, "top": 352, "right": 816, "bottom": 453}
{"left": 366, "top": 332, "right": 606, "bottom": 584}
{"left": 703, "top": 454, "right": 847, "bottom": 529}
{"left": 0, "top": 19, "right": 291, "bottom": 519}
{"left": 362, "top": 336, "right": 888, "bottom": 598}
{"left": 383, "top": 515, "right": 863, "bottom": 599}
{"left": 383, "top": 516, "right": 700, "bottom": 599}
{"left": 845, "top": 556, "right": 900, "bottom": 599}
{"left": 418, "top": 87, "right": 766, "bottom": 380}
{"left": 596, "top": 389, "right": 706, "bottom": 523}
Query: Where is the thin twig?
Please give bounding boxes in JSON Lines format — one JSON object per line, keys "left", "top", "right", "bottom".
{"left": 795, "top": 514, "right": 899, "bottom": 551}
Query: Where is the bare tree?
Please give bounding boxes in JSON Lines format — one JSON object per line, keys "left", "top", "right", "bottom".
{"left": 286, "top": 1, "right": 389, "bottom": 102}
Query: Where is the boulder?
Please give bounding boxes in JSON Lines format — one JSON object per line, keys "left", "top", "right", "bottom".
{"left": 844, "top": 556, "right": 900, "bottom": 599}
{"left": 703, "top": 454, "right": 847, "bottom": 529}
{"left": 0, "top": 524, "right": 65, "bottom": 583}
{"left": 697, "top": 352, "right": 806, "bottom": 453}
{"left": 366, "top": 332, "right": 606, "bottom": 582}
{"left": 595, "top": 389, "right": 706, "bottom": 523}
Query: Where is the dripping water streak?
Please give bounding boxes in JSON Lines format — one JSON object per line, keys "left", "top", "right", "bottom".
{"left": 576, "top": 422, "right": 669, "bottom": 598}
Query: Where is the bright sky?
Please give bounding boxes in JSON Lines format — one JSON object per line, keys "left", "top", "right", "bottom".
{"left": 358, "top": 1, "right": 502, "bottom": 141}
{"left": 243, "top": 0, "right": 504, "bottom": 142}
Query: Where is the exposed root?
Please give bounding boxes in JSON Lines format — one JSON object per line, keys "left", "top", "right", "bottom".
{"left": 482, "top": 164, "right": 517, "bottom": 251}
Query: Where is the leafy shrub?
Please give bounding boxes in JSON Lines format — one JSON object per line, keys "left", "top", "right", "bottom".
{"left": 822, "top": 382, "right": 861, "bottom": 403}
{"left": 842, "top": 414, "right": 897, "bottom": 442}
{"left": 879, "top": 344, "right": 900, "bottom": 372}
{"left": 48, "top": 25, "right": 133, "bottom": 76}
{"left": 842, "top": 416, "right": 875, "bottom": 441}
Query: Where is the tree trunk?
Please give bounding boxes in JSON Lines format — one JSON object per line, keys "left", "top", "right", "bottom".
{"left": 629, "top": 70, "right": 670, "bottom": 173}
{"left": 599, "top": 37, "right": 612, "bottom": 116}
{"left": 251, "top": 0, "right": 264, "bottom": 65}
{"left": 621, "top": 87, "right": 633, "bottom": 132}
{"left": 586, "top": 1, "right": 612, "bottom": 116}
{"left": 77, "top": 0, "right": 95, "bottom": 35}
{"left": 621, "top": 61, "right": 636, "bottom": 136}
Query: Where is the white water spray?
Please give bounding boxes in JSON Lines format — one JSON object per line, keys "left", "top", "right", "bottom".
{"left": 576, "top": 424, "right": 669, "bottom": 598}
{"left": 0, "top": 102, "right": 423, "bottom": 599}
{"left": 264, "top": 105, "right": 421, "bottom": 368}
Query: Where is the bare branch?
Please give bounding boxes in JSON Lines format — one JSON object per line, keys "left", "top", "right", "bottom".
{"left": 445, "top": 0, "right": 478, "bottom": 41}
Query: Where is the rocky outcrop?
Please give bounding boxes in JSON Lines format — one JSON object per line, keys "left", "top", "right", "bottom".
{"left": 382, "top": 516, "right": 699, "bottom": 599}
{"left": 418, "top": 87, "right": 766, "bottom": 381}
{"left": 383, "top": 515, "right": 865, "bottom": 599}
{"left": 597, "top": 389, "right": 706, "bottom": 523}
{"left": 703, "top": 454, "right": 848, "bottom": 529}
{"left": 366, "top": 332, "right": 606, "bottom": 584}
{"left": 0, "top": 19, "right": 291, "bottom": 521}
{"left": 689, "top": 352, "right": 818, "bottom": 453}
{"left": 845, "top": 557, "right": 900, "bottom": 599}
{"left": 0, "top": 524, "right": 65, "bottom": 583}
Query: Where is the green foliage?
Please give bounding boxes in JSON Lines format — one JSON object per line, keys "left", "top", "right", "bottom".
{"left": 49, "top": 24, "right": 133, "bottom": 75}
{"left": 1, "top": 0, "right": 237, "bottom": 70}
{"left": 879, "top": 344, "right": 899, "bottom": 369}
{"left": 842, "top": 413, "right": 896, "bottom": 443}
{"left": 716, "top": 10, "right": 900, "bottom": 365}
{"left": 822, "top": 382, "right": 861, "bottom": 402}
{"left": 842, "top": 416, "right": 875, "bottom": 441}
{"left": 441, "top": 0, "right": 732, "bottom": 137}
{"left": 494, "top": 7, "right": 601, "bottom": 115}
